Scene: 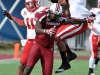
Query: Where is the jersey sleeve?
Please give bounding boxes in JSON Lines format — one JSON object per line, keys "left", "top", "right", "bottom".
{"left": 34, "top": 11, "right": 46, "bottom": 22}
{"left": 37, "top": 6, "right": 48, "bottom": 12}
{"left": 21, "top": 8, "right": 27, "bottom": 18}
{"left": 90, "top": 8, "right": 97, "bottom": 15}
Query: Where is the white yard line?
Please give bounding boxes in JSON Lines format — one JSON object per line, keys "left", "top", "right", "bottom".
{"left": 0, "top": 58, "right": 19, "bottom": 64}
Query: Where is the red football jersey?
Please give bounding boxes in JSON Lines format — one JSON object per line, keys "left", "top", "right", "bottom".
{"left": 34, "top": 10, "right": 66, "bottom": 48}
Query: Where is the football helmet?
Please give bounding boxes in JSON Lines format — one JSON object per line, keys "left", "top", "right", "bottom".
{"left": 48, "top": 3, "right": 63, "bottom": 20}
{"left": 25, "top": 0, "right": 40, "bottom": 12}
{"left": 98, "top": 0, "right": 100, "bottom": 8}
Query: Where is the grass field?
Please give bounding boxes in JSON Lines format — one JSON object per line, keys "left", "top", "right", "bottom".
{"left": 0, "top": 50, "right": 100, "bottom": 75}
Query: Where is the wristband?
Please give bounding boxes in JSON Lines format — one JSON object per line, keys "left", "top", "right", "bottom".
{"left": 43, "top": 29, "right": 46, "bottom": 33}
{"left": 89, "top": 26, "right": 93, "bottom": 29}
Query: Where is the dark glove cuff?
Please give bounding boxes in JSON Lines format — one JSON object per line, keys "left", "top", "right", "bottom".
{"left": 51, "top": 0, "right": 58, "bottom": 3}
{"left": 65, "top": 0, "right": 68, "bottom": 3}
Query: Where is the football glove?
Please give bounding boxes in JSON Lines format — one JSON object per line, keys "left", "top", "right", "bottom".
{"left": 3, "top": 10, "right": 13, "bottom": 20}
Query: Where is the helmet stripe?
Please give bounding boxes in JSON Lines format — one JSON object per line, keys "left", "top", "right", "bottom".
{"left": 55, "top": 3, "right": 60, "bottom": 12}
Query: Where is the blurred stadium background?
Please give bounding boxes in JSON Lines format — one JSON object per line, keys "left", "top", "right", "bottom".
{"left": 0, "top": 0, "right": 100, "bottom": 75}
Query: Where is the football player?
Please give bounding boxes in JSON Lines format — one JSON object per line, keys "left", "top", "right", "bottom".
{"left": 88, "top": 0, "right": 100, "bottom": 75}
{"left": 3, "top": 0, "right": 48, "bottom": 75}
{"left": 22, "top": 3, "right": 89, "bottom": 75}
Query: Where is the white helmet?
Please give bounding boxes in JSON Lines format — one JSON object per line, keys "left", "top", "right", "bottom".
{"left": 49, "top": 3, "right": 63, "bottom": 15}
{"left": 25, "top": 0, "right": 40, "bottom": 12}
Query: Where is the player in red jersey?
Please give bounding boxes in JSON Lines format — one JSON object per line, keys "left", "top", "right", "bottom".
{"left": 22, "top": 3, "right": 89, "bottom": 75}
{"left": 3, "top": 0, "right": 48, "bottom": 75}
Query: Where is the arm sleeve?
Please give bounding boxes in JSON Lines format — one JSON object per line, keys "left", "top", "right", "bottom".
{"left": 21, "top": 8, "right": 27, "bottom": 18}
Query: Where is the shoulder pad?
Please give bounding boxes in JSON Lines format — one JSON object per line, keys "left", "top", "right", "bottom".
{"left": 34, "top": 11, "right": 47, "bottom": 21}
{"left": 21, "top": 8, "right": 27, "bottom": 18}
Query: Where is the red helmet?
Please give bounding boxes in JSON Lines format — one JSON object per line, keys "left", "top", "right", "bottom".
{"left": 25, "top": 0, "right": 40, "bottom": 12}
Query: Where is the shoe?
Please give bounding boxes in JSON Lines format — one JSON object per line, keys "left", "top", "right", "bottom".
{"left": 88, "top": 70, "right": 95, "bottom": 75}
{"left": 55, "top": 63, "right": 71, "bottom": 73}
{"left": 93, "top": 64, "right": 97, "bottom": 70}
{"left": 88, "top": 73, "right": 95, "bottom": 75}
{"left": 67, "top": 52, "right": 77, "bottom": 62}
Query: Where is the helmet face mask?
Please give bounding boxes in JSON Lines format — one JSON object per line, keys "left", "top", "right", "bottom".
{"left": 25, "top": 0, "right": 40, "bottom": 12}
{"left": 26, "top": 2, "right": 35, "bottom": 6}
{"left": 48, "top": 10, "right": 62, "bottom": 20}
{"left": 48, "top": 3, "right": 62, "bottom": 21}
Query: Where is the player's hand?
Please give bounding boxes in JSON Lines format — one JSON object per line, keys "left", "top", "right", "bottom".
{"left": 46, "top": 26, "right": 56, "bottom": 35}
{"left": 92, "top": 27, "right": 97, "bottom": 30}
{"left": 3, "top": 10, "right": 13, "bottom": 20}
{"left": 90, "top": 26, "right": 97, "bottom": 30}
{"left": 88, "top": 16, "right": 95, "bottom": 23}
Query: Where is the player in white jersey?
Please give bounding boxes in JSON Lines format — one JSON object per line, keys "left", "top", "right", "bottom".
{"left": 54, "top": 0, "right": 95, "bottom": 73}
{"left": 3, "top": 0, "right": 48, "bottom": 75}
{"left": 88, "top": 0, "right": 100, "bottom": 75}
{"left": 93, "top": 47, "right": 100, "bottom": 70}
{"left": 69, "top": 0, "right": 90, "bottom": 19}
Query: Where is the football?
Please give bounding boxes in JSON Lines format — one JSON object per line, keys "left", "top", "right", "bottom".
{"left": 58, "top": 0, "right": 67, "bottom": 6}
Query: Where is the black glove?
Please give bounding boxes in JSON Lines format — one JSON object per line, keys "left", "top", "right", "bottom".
{"left": 3, "top": 10, "right": 13, "bottom": 20}
{"left": 90, "top": 12, "right": 96, "bottom": 17}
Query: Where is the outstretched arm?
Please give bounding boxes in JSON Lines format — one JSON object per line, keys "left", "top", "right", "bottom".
{"left": 63, "top": 18, "right": 87, "bottom": 24}
{"left": 35, "top": 21, "right": 56, "bottom": 35}
{"left": 72, "top": 18, "right": 87, "bottom": 23}
{"left": 35, "top": 21, "right": 44, "bottom": 34}
{"left": 3, "top": 10, "right": 26, "bottom": 27}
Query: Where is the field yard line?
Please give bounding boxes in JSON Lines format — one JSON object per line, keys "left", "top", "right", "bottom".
{"left": 0, "top": 58, "right": 19, "bottom": 64}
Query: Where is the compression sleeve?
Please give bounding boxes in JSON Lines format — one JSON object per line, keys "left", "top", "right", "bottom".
{"left": 13, "top": 17, "right": 24, "bottom": 26}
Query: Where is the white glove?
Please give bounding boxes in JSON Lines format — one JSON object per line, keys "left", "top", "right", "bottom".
{"left": 44, "top": 26, "right": 56, "bottom": 35}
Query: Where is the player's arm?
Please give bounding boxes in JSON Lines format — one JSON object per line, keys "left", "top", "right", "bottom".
{"left": 3, "top": 10, "right": 26, "bottom": 27}
{"left": 88, "top": 23, "right": 91, "bottom": 29}
{"left": 35, "top": 11, "right": 56, "bottom": 34}
{"left": 64, "top": 16, "right": 95, "bottom": 24}
{"left": 35, "top": 21, "right": 44, "bottom": 34}
{"left": 63, "top": 18, "right": 87, "bottom": 24}
{"left": 88, "top": 23, "right": 96, "bottom": 30}
{"left": 35, "top": 21, "right": 56, "bottom": 35}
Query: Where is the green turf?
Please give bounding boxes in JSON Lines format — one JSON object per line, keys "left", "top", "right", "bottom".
{"left": 0, "top": 59, "right": 99, "bottom": 75}
{"left": 0, "top": 49, "right": 91, "bottom": 56}
{"left": 0, "top": 49, "right": 22, "bottom": 54}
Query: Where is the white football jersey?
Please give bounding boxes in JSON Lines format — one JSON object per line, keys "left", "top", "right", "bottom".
{"left": 21, "top": 6, "right": 48, "bottom": 39}
{"left": 69, "top": 0, "right": 92, "bottom": 19}
{"left": 90, "top": 8, "right": 100, "bottom": 36}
